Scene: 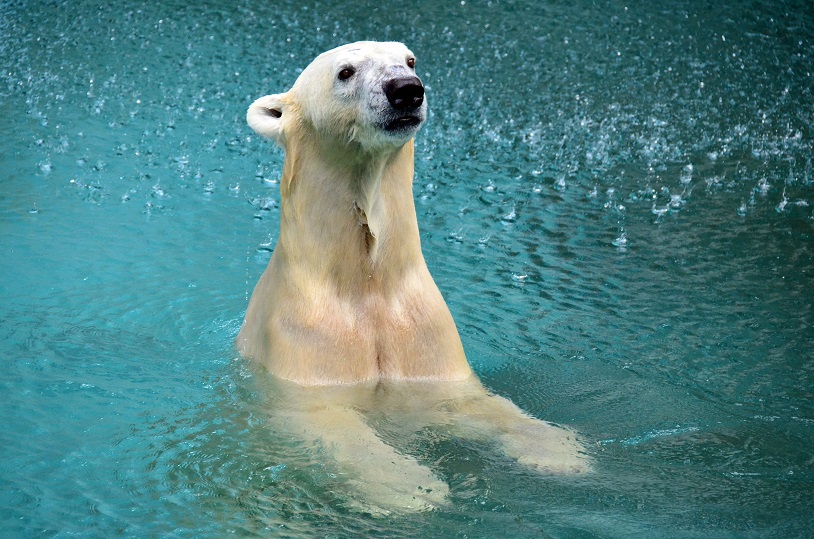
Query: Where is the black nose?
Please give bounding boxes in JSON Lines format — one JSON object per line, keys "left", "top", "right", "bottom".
{"left": 384, "top": 76, "right": 424, "bottom": 110}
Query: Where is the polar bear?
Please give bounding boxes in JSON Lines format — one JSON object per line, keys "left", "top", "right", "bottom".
{"left": 238, "top": 41, "right": 589, "bottom": 512}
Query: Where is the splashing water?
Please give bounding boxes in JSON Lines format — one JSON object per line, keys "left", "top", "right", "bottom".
{"left": 1, "top": 0, "right": 812, "bottom": 537}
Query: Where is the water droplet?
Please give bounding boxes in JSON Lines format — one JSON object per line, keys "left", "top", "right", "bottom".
{"left": 652, "top": 204, "right": 670, "bottom": 219}
{"left": 265, "top": 463, "right": 286, "bottom": 481}
{"left": 756, "top": 178, "right": 770, "bottom": 195}
{"left": 680, "top": 164, "right": 693, "bottom": 184}
{"left": 447, "top": 229, "right": 464, "bottom": 243}
{"left": 776, "top": 189, "right": 789, "bottom": 213}
{"left": 612, "top": 230, "right": 628, "bottom": 251}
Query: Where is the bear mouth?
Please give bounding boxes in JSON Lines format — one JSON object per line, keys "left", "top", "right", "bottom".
{"left": 384, "top": 115, "right": 422, "bottom": 132}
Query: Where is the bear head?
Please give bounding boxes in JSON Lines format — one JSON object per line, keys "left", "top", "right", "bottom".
{"left": 247, "top": 41, "right": 427, "bottom": 154}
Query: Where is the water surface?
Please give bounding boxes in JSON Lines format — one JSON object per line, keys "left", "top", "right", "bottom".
{"left": 1, "top": 0, "right": 812, "bottom": 537}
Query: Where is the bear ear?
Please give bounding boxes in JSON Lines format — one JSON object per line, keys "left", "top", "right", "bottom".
{"left": 247, "top": 93, "right": 291, "bottom": 146}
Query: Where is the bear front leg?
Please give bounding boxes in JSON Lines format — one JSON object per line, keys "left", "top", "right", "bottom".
{"left": 443, "top": 379, "right": 593, "bottom": 475}
{"left": 277, "top": 402, "right": 449, "bottom": 514}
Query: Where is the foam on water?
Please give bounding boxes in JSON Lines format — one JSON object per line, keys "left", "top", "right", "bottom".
{"left": 1, "top": 0, "right": 813, "bottom": 537}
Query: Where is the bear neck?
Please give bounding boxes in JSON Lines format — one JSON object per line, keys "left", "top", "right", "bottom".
{"left": 277, "top": 135, "right": 425, "bottom": 292}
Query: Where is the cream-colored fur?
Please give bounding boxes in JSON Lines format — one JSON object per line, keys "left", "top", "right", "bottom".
{"left": 238, "top": 41, "right": 590, "bottom": 513}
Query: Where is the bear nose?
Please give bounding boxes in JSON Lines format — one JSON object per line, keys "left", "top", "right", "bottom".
{"left": 384, "top": 76, "right": 424, "bottom": 110}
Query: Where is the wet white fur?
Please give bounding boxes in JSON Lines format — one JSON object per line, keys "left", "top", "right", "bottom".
{"left": 238, "top": 41, "right": 590, "bottom": 513}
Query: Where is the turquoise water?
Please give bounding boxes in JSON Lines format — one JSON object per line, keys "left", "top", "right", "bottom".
{"left": 1, "top": 0, "right": 812, "bottom": 536}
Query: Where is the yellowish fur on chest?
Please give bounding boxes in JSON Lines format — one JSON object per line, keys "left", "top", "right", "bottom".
{"left": 237, "top": 138, "right": 470, "bottom": 385}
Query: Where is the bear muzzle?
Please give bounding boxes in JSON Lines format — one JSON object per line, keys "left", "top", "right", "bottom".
{"left": 384, "top": 76, "right": 424, "bottom": 110}
{"left": 382, "top": 76, "right": 425, "bottom": 133}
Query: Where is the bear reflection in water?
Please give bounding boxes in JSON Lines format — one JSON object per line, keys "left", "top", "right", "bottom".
{"left": 237, "top": 41, "right": 590, "bottom": 513}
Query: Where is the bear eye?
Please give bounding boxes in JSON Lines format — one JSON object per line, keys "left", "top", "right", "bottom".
{"left": 407, "top": 57, "right": 416, "bottom": 69}
{"left": 338, "top": 67, "right": 355, "bottom": 81}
